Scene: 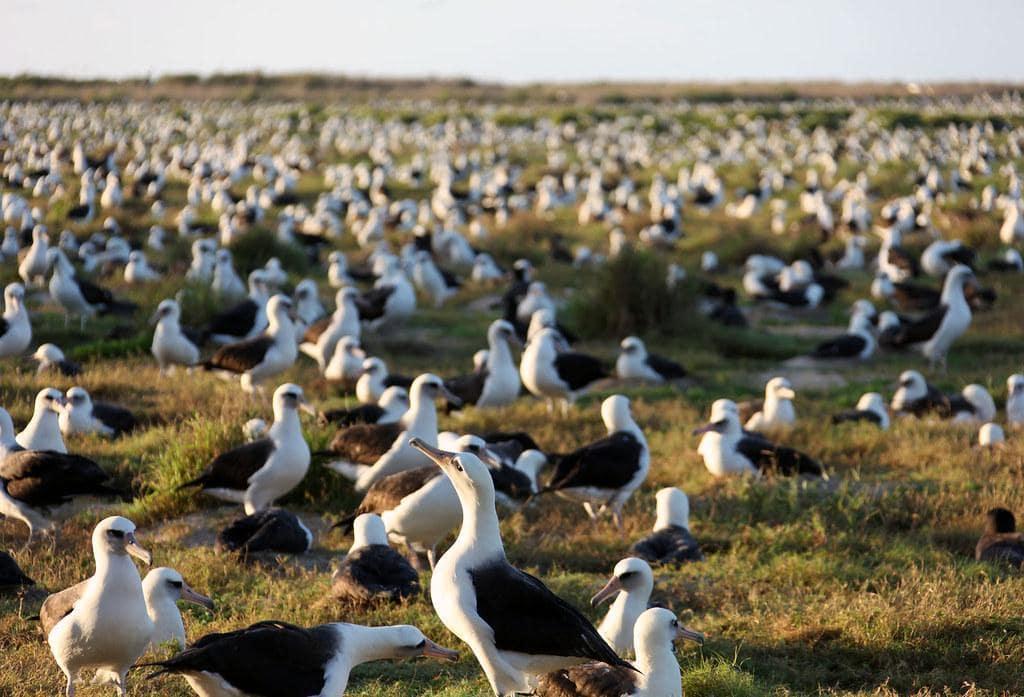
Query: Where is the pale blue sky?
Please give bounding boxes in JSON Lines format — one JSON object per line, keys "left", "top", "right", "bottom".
{"left": 6, "top": 0, "right": 1022, "bottom": 83}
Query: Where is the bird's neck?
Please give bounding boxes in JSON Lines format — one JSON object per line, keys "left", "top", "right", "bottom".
{"left": 654, "top": 510, "right": 685, "bottom": 531}
{"left": 488, "top": 337, "right": 513, "bottom": 369}
{"left": 404, "top": 397, "right": 437, "bottom": 436}
{"left": 634, "top": 642, "right": 682, "bottom": 696}
{"left": 941, "top": 279, "right": 966, "bottom": 307}
{"left": 340, "top": 625, "right": 408, "bottom": 666}
{"left": 92, "top": 551, "right": 140, "bottom": 590}
{"left": 453, "top": 498, "right": 504, "bottom": 562}
{"left": 270, "top": 410, "right": 301, "bottom": 440}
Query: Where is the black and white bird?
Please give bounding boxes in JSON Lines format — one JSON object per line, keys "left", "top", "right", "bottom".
{"left": 629, "top": 487, "right": 704, "bottom": 565}
{"left": 330, "top": 513, "right": 420, "bottom": 603}
{"left": 178, "top": 383, "right": 314, "bottom": 513}
{"left": 59, "top": 387, "right": 138, "bottom": 438}
{"left": 355, "top": 357, "right": 413, "bottom": 405}
{"left": 444, "top": 319, "right": 522, "bottom": 410}
{"left": 809, "top": 313, "right": 875, "bottom": 360}
{"left": 46, "top": 248, "right": 136, "bottom": 327}
{"left": 615, "top": 337, "right": 687, "bottom": 384}
{"left": 1006, "top": 374, "right": 1024, "bottom": 427}
{"left": 17, "top": 388, "right": 67, "bottom": 453}
{"left": 0, "top": 282, "right": 32, "bottom": 358}
{"left": 409, "top": 438, "right": 631, "bottom": 697}
{"left": 324, "top": 374, "right": 459, "bottom": 492}
{"left": 741, "top": 377, "right": 796, "bottom": 432}
{"left": 877, "top": 265, "right": 975, "bottom": 368}
{"left": 591, "top": 557, "right": 654, "bottom": 656}
{"left": 521, "top": 328, "right": 609, "bottom": 413}
{"left": 544, "top": 395, "right": 649, "bottom": 528}
{"left": 216, "top": 508, "right": 313, "bottom": 555}
{"left": 890, "top": 370, "right": 995, "bottom": 422}
{"left": 46, "top": 516, "right": 153, "bottom": 697}
{"left": 202, "top": 295, "right": 299, "bottom": 394}
{"left": 151, "top": 299, "right": 200, "bottom": 375}
{"left": 32, "top": 343, "right": 81, "bottom": 377}
{"left": 299, "top": 287, "right": 360, "bottom": 370}
{"left": 975, "top": 508, "right": 1024, "bottom": 568}
{"left": 319, "top": 386, "right": 409, "bottom": 428}
{"left": 536, "top": 608, "right": 703, "bottom": 697}
{"left": 202, "top": 269, "right": 270, "bottom": 344}
{"left": 694, "top": 399, "right": 825, "bottom": 478}
{"left": 831, "top": 393, "right": 890, "bottom": 429}
{"left": 0, "top": 551, "right": 33, "bottom": 588}
{"left": 144, "top": 620, "right": 458, "bottom": 697}
{"left": 0, "top": 448, "right": 121, "bottom": 541}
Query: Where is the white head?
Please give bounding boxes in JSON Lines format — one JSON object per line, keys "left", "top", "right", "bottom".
{"left": 634, "top": 607, "right": 704, "bottom": 661}
{"left": 856, "top": 392, "right": 886, "bottom": 415}
{"left": 335, "top": 286, "right": 359, "bottom": 307}
{"left": 378, "top": 386, "right": 409, "bottom": 413}
{"left": 979, "top": 422, "right": 1005, "bottom": 447}
{"left": 93, "top": 516, "right": 152, "bottom": 565}
{"left": 410, "top": 373, "right": 459, "bottom": 406}
{"left": 590, "top": 557, "right": 654, "bottom": 607}
{"left": 32, "top": 343, "right": 66, "bottom": 365}
{"left": 152, "top": 298, "right": 181, "bottom": 325}
{"left": 487, "top": 319, "right": 518, "bottom": 347}
{"left": 272, "top": 383, "right": 314, "bottom": 420}
{"left": 142, "top": 567, "right": 214, "bottom": 610}
{"left": 1007, "top": 374, "right": 1024, "bottom": 398}
{"left": 601, "top": 394, "right": 636, "bottom": 434}
{"left": 32, "top": 386, "right": 66, "bottom": 415}
{"left": 265, "top": 294, "right": 294, "bottom": 328}
{"left": 352, "top": 513, "right": 389, "bottom": 550}
{"left": 65, "top": 386, "right": 92, "bottom": 411}
{"left": 619, "top": 336, "right": 647, "bottom": 358}
{"left": 893, "top": 370, "right": 927, "bottom": 409}
{"left": 655, "top": 487, "right": 691, "bottom": 531}
{"left": 765, "top": 377, "right": 796, "bottom": 401}
{"left": 4, "top": 282, "right": 25, "bottom": 310}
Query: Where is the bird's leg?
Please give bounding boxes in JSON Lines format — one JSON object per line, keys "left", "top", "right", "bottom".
{"left": 560, "top": 399, "right": 570, "bottom": 417}
{"left": 611, "top": 507, "right": 624, "bottom": 530}
{"left": 405, "top": 542, "right": 426, "bottom": 571}
{"left": 582, "top": 502, "right": 599, "bottom": 521}
{"left": 545, "top": 399, "right": 554, "bottom": 414}
{"left": 427, "top": 547, "right": 438, "bottom": 570}
{"left": 117, "top": 671, "right": 128, "bottom": 697}
{"left": 64, "top": 673, "right": 75, "bottom": 697}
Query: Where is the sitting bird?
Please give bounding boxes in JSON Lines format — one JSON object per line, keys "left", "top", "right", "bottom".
{"left": 151, "top": 299, "right": 200, "bottom": 375}
{"left": 975, "top": 507, "right": 1024, "bottom": 568}
{"left": 629, "top": 487, "right": 704, "bottom": 565}
{"left": 59, "top": 387, "right": 138, "bottom": 438}
{"left": 591, "top": 557, "right": 655, "bottom": 656}
{"left": 330, "top": 513, "right": 420, "bottom": 603}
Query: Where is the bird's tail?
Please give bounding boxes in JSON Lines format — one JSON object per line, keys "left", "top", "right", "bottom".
{"left": 98, "top": 300, "right": 138, "bottom": 316}
{"left": 176, "top": 475, "right": 206, "bottom": 491}
{"left": 331, "top": 512, "right": 357, "bottom": 533}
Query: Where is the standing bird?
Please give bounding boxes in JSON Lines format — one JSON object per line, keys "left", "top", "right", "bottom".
{"left": 211, "top": 249, "right": 247, "bottom": 302}
{"left": 16, "top": 388, "right": 67, "bottom": 453}
{"left": 0, "top": 283, "right": 32, "bottom": 358}
{"left": 536, "top": 608, "right": 703, "bottom": 697}
{"left": 59, "top": 387, "right": 138, "bottom": 438}
{"left": 544, "top": 395, "right": 649, "bottom": 528}
{"left": 445, "top": 319, "right": 522, "bottom": 410}
{"left": 143, "top": 620, "right": 458, "bottom": 697}
{"left": 521, "top": 328, "right": 608, "bottom": 413}
{"left": 203, "top": 295, "right": 299, "bottom": 394}
{"left": 616, "top": 337, "right": 687, "bottom": 384}
{"left": 1006, "top": 374, "right": 1024, "bottom": 427}
{"left": 178, "top": 384, "right": 314, "bottom": 514}
{"left": 591, "top": 557, "right": 654, "bottom": 657}
{"left": 410, "top": 439, "right": 631, "bottom": 697}
{"left": 46, "top": 248, "right": 136, "bottom": 327}
{"left": 331, "top": 513, "right": 420, "bottom": 603}
{"left": 46, "top": 516, "right": 153, "bottom": 697}
{"left": 629, "top": 487, "right": 704, "bottom": 565}
{"left": 19, "top": 227, "right": 50, "bottom": 287}
{"left": 300, "top": 287, "right": 360, "bottom": 370}
{"left": 742, "top": 377, "right": 796, "bottom": 432}
{"left": 694, "top": 400, "right": 825, "bottom": 478}
{"left": 151, "top": 299, "right": 200, "bottom": 374}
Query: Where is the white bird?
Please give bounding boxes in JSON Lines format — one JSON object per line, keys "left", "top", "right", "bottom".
{"left": 299, "top": 287, "right": 360, "bottom": 370}
{"left": 59, "top": 387, "right": 137, "bottom": 438}
{"left": 520, "top": 328, "right": 608, "bottom": 413}
{"left": 19, "top": 226, "right": 49, "bottom": 287}
{"left": 123, "top": 250, "right": 160, "bottom": 283}
{"left": 327, "top": 250, "right": 351, "bottom": 288}
{"left": 616, "top": 337, "right": 687, "bottom": 384}
{"left": 1006, "top": 374, "right": 1024, "bottom": 427}
{"left": 979, "top": 423, "right": 1005, "bottom": 447}
{"left": 591, "top": 557, "right": 654, "bottom": 656}
{"left": 46, "top": 516, "right": 153, "bottom": 697}
{"left": 0, "top": 282, "right": 32, "bottom": 357}
{"left": 179, "top": 383, "right": 313, "bottom": 514}
{"left": 142, "top": 567, "right": 214, "bottom": 652}
{"left": 211, "top": 249, "right": 247, "bottom": 302}
{"left": 293, "top": 278, "right": 325, "bottom": 328}
{"left": 744, "top": 377, "right": 796, "bottom": 431}
{"left": 16, "top": 388, "right": 67, "bottom": 453}
{"left": 151, "top": 299, "right": 200, "bottom": 374}
{"left": 831, "top": 392, "right": 890, "bottom": 430}
{"left": 32, "top": 343, "right": 80, "bottom": 377}
{"left": 324, "top": 336, "right": 366, "bottom": 386}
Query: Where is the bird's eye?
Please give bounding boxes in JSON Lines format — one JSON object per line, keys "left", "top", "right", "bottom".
{"left": 619, "top": 571, "right": 636, "bottom": 580}
{"left": 455, "top": 461, "right": 464, "bottom": 472}
{"left": 414, "top": 639, "right": 426, "bottom": 649}
{"left": 107, "top": 530, "right": 125, "bottom": 539}
{"left": 169, "top": 580, "right": 183, "bottom": 589}
{"left": 672, "top": 619, "right": 679, "bottom": 626}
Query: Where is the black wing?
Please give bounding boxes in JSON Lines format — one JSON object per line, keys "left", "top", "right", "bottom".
{"left": 0, "top": 317, "right": 9, "bottom": 338}
{"left": 831, "top": 409, "right": 883, "bottom": 426}
{"left": 382, "top": 374, "right": 414, "bottom": 390}
{"left": 0, "top": 451, "right": 120, "bottom": 507}
{"left": 334, "top": 467, "right": 441, "bottom": 532}
{"left": 735, "top": 438, "right": 824, "bottom": 477}
{"left": 901, "top": 385, "right": 955, "bottom": 418}
{"left": 553, "top": 352, "right": 608, "bottom": 391}
{"left": 547, "top": 432, "right": 644, "bottom": 491}
{"left": 645, "top": 353, "right": 687, "bottom": 380}
{"left": 444, "top": 370, "right": 487, "bottom": 410}
{"left": 147, "top": 621, "right": 339, "bottom": 697}
{"left": 891, "top": 281, "right": 939, "bottom": 311}
{"left": 216, "top": 508, "right": 310, "bottom": 554}
{"left": 333, "top": 545, "right": 420, "bottom": 601}
{"left": 810, "top": 334, "right": 867, "bottom": 359}
{"left": 179, "top": 439, "right": 275, "bottom": 491}
{"left": 319, "top": 404, "right": 386, "bottom": 428}
{"left": 889, "top": 246, "right": 919, "bottom": 277}
{"left": 92, "top": 402, "right": 138, "bottom": 435}
{"left": 538, "top": 662, "right": 639, "bottom": 697}
{"left": 355, "top": 286, "right": 394, "bottom": 321}
{"left": 977, "top": 535, "right": 1024, "bottom": 568}
{"left": 75, "top": 277, "right": 114, "bottom": 306}
{"left": 482, "top": 431, "right": 543, "bottom": 453}
{"left": 0, "top": 551, "right": 33, "bottom": 587}
{"left": 205, "top": 299, "right": 258, "bottom": 340}
{"left": 629, "top": 525, "right": 704, "bottom": 565}
{"left": 891, "top": 305, "right": 947, "bottom": 346}
{"left": 488, "top": 464, "right": 534, "bottom": 502}
{"left": 469, "top": 559, "right": 630, "bottom": 668}
{"left": 325, "top": 423, "right": 403, "bottom": 465}
{"left": 204, "top": 336, "right": 274, "bottom": 373}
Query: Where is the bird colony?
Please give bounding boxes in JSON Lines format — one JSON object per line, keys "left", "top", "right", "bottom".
{"left": 1, "top": 93, "right": 1024, "bottom": 696}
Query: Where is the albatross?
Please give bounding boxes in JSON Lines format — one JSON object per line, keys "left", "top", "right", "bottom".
{"left": 150, "top": 299, "right": 200, "bottom": 375}
{"left": 178, "top": 383, "right": 313, "bottom": 513}
{"left": 410, "top": 438, "right": 630, "bottom": 697}
{"left": 615, "top": 336, "right": 687, "bottom": 384}
{"left": 145, "top": 620, "right": 457, "bottom": 697}
{"left": 741, "top": 377, "right": 796, "bottom": 432}
{"left": 444, "top": 319, "right": 522, "bottom": 410}
{"left": 46, "top": 516, "right": 153, "bottom": 697}
{"left": 330, "top": 513, "right": 420, "bottom": 603}
{"left": 16, "top": 388, "right": 67, "bottom": 453}
{"left": 629, "top": 487, "right": 704, "bottom": 565}
{"left": 591, "top": 557, "right": 654, "bottom": 656}
{"left": 520, "top": 327, "right": 609, "bottom": 413}
{"left": 544, "top": 395, "right": 649, "bottom": 528}
{"left": 0, "top": 282, "right": 31, "bottom": 358}
{"left": 59, "top": 387, "right": 138, "bottom": 438}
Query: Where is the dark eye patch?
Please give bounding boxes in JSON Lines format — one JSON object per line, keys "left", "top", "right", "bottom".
{"left": 169, "top": 580, "right": 183, "bottom": 589}
{"left": 619, "top": 571, "right": 636, "bottom": 580}
{"left": 107, "top": 529, "right": 125, "bottom": 539}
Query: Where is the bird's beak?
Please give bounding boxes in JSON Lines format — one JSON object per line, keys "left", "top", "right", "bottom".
{"left": 298, "top": 396, "right": 317, "bottom": 417}
{"left": 440, "top": 385, "right": 463, "bottom": 406}
{"left": 777, "top": 388, "right": 796, "bottom": 400}
{"left": 590, "top": 575, "right": 623, "bottom": 607}
{"left": 676, "top": 624, "right": 705, "bottom": 645}
{"left": 125, "top": 532, "right": 152, "bottom": 565}
{"left": 409, "top": 438, "right": 460, "bottom": 470}
{"left": 149, "top": 310, "right": 162, "bottom": 326}
{"left": 477, "top": 448, "right": 503, "bottom": 469}
{"left": 419, "top": 638, "right": 460, "bottom": 663}
{"left": 180, "top": 582, "right": 215, "bottom": 611}
{"left": 691, "top": 422, "right": 720, "bottom": 436}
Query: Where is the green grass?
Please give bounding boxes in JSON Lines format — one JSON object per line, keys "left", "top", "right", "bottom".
{"left": 2, "top": 96, "right": 1024, "bottom": 696}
